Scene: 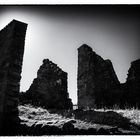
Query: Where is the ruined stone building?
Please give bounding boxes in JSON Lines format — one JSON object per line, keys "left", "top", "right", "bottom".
{"left": 0, "top": 20, "right": 27, "bottom": 135}
{"left": 77, "top": 44, "right": 140, "bottom": 109}
{"left": 125, "top": 59, "right": 140, "bottom": 107}
{"left": 22, "top": 59, "right": 73, "bottom": 110}
{"left": 77, "top": 44, "right": 120, "bottom": 109}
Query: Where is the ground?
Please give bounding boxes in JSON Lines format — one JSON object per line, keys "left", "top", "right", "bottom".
{"left": 18, "top": 104, "right": 140, "bottom": 135}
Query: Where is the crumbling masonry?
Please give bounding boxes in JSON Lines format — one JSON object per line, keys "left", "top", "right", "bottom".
{"left": 77, "top": 44, "right": 120, "bottom": 109}
{"left": 1, "top": 19, "right": 140, "bottom": 136}
{"left": 77, "top": 44, "right": 140, "bottom": 109}
{"left": 125, "top": 59, "right": 140, "bottom": 107}
{"left": 0, "top": 20, "right": 27, "bottom": 135}
{"left": 23, "top": 59, "right": 73, "bottom": 110}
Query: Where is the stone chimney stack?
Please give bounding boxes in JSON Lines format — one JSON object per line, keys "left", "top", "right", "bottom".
{"left": 0, "top": 20, "right": 27, "bottom": 135}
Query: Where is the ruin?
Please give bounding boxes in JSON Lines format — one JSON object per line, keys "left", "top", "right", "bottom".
{"left": 77, "top": 44, "right": 120, "bottom": 109}
{"left": 77, "top": 44, "right": 140, "bottom": 109}
{"left": 0, "top": 18, "right": 140, "bottom": 135}
{"left": 0, "top": 20, "right": 27, "bottom": 135}
{"left": 125, "top": 59, "right": 140, "bottom": 107}
{"left": 22, "top": 59, "right": 73, "bottom": 110}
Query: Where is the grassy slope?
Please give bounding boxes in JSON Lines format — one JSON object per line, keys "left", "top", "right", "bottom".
{"left": 19, "top": 104, "right": 113, "bottom": 129}
{"left": 19, "top": 104, "right": 140, "bottom": 134}
{"left": 95, "top": 108, "right": 140, "bottom": 125}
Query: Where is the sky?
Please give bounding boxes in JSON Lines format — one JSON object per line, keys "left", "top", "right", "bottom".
{"left": 0, "top": 5, "right": 140, "bottom": 104}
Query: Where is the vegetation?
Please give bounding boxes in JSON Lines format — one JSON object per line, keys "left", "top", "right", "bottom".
{"left": 18, "top": 104, "right": 140, "bottom": 135}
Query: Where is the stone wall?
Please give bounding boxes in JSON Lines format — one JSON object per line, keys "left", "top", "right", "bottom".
{"left": 23, "top": 59, "right": 73, "bottom": 110}
{"left": 77, "top": 44, "right": 120, "bottom": 109}
{"left": 125, "top": 59, "right": 140, "bottom": 107}
{"left": 0, "top": 20, "right": 27, "bottom": 135}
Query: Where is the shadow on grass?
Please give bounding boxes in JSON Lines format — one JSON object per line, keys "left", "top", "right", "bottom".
{"left": 73, "top": 109, "right": 131, "bottom": 129}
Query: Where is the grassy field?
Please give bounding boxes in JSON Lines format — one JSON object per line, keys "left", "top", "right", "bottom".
{"left": 19, "top": 104, "right": 114, "bottom": 129}
{"left": 18, "top": 104, "right": 140, "bottom": 135}
{"left": 95, "top": 108, "right": 140, "bottom": 125}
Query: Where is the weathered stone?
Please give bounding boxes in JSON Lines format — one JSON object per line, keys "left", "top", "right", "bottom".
{"left": 0, "top": 19, "right": 27, "bottom": 135}
{"left": 77, "top": 44, "right": 120, "bottom": 109}
{"left": 77, "top": 44, "right": 140, "bottom": 108}
{"left": 24, "top": 59, "right": 73, "bottom": 109}
{"left": 127, "top": 59, "right": 140, "bottom": 82}
{"left": 125, "top": 59, "right": 140, "bottom": 107}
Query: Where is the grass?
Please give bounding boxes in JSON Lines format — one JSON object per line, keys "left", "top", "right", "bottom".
{"left": 18, "top": 104, "right": 140, "bottom": 133}
{"left": 95, "top": 108, "right": 140, "bottom": 125}
{"left": 19, "top": 104, "right": 106, "bottom": 129}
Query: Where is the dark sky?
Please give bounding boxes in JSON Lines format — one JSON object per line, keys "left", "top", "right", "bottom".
{"left": 0, "top": 5, "right": 140, "bottom": 104}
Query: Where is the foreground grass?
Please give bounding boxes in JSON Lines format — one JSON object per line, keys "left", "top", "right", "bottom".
{"left": 95, "top": 108, "right": 140, "bottom": 125}
{"left": 18, "top": 104, "right": 140, "bottom": 135}
{"left": 19, "top": 104, "right": 109, "bottom": 130}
